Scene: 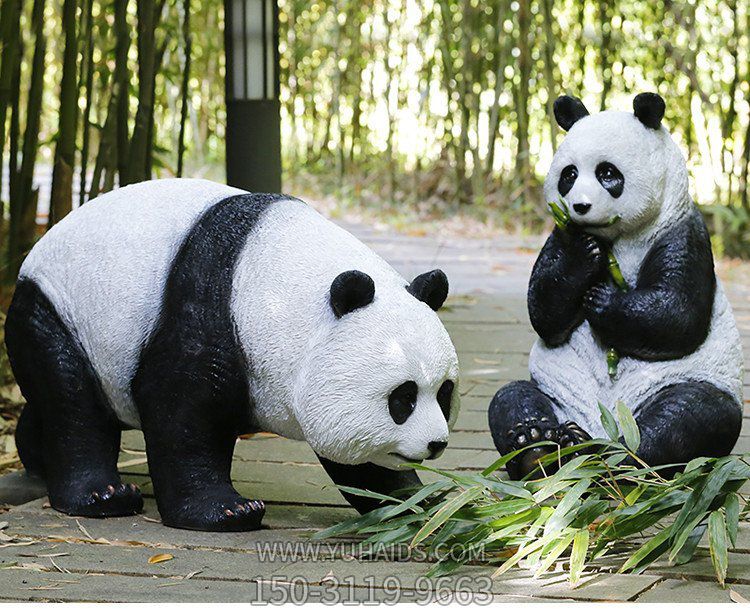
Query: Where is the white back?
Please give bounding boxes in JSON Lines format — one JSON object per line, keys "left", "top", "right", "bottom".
{"left": 20, "top": 179, "right": 244, "bottom": 427}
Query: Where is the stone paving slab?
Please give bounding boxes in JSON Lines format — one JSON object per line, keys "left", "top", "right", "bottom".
{"left": 1, "top": 220, "right": 750, "bottom": 601}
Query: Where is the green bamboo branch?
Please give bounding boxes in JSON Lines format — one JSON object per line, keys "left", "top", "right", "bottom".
{"left": 316, "top": 406, "right": 750, "bottom": 587}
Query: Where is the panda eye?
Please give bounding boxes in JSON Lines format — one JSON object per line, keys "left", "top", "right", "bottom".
{"left": 437, "top": 380, "right": 454, "bottom": 421}
{"left": 558, "top": 164, "right": 578, "bottom": 196}
{"left": 388, "top": 381, "right": 418, "bottom": 425}
{"left": 595, "top": 162, "right": 624, "bottom": 198}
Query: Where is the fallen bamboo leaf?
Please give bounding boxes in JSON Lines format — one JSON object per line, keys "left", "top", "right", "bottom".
{"left": 148, "top": 553, "right": 174, "bottom": 564}
{"left": 0, "top": 540, "right": 36, "bottom": 549}
{"left": 183, "top": 569, "right": 202, "bottom": 580}
{"left": 75, "top": 520, "right": 95, "bottom": 541}
{"left": 48, "top": 557, "right": 70, "bottom": 574}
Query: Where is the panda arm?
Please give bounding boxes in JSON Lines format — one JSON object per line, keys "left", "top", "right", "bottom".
{"left": 528, "top": 228, "right": 607, "bottom": 346}
{"left": 584, "top": 214, "right": 715, "bottom": 360}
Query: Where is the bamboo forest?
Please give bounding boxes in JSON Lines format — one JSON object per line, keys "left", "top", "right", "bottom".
{"left": 2, "top": 0, "right": 750, "bottom": 285}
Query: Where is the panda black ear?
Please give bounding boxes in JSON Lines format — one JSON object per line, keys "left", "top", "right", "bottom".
{"left": 553, "top": 96, "right": 590, "bottom": 131}
{"left": 330, "top": 270, "right": 375, "bottom": 318}
{"left": 407, "top": 269, "right": 449, "bottom": 311}
{"left": 633, "top": 92, "right": 665, "bottom": 129}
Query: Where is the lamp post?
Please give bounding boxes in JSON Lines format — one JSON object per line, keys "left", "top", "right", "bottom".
{"left": 224, "top": 0, "right": 282, "bottom": 192}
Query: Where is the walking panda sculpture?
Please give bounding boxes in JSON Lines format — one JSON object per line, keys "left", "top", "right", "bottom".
{"left": 5, "top": 179, "right": 460, "bottom": 531}
{"left": 489, "top": 93, "right": 744, "bottom": 479}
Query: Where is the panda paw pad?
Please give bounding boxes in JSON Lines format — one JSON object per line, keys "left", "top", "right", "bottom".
{"left": 506, "top": 417, "right": 558, "bottom": 450}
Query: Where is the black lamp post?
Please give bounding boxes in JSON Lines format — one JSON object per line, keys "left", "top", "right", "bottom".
{"left": 224, "top": 0, "right": 282, "bottom": 192}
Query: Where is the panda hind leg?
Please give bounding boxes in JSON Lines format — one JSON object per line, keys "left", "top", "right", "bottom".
{"left": 488, "top": 380, "right": 590, "bottom": 480}
{"left": 5, "top": 280, "right": 143, "bottom": 517}
{"left": 634, "top": 381, "right": 742, "bottom": 476}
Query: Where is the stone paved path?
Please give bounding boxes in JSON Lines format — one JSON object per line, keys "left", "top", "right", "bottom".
{"left": 0, "top": 219, "right": 749, "bottom": 601}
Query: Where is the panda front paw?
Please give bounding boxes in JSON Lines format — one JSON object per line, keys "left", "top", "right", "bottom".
{"left": 160, "top": 492, "right": 265, "bottom": 532}
{"left": 583, "top": 283, "right": 617, "bottom": 318}
{"left": 561, "top": 232, "right": 607, "bottom": 287}
{"left": 505, "top": 418, "right": 594, "bottom": 480}
{"left": 50, "top": 482, "right": 144, "bottom": 517}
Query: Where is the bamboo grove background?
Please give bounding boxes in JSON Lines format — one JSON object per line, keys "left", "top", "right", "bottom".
{"left": 2, "top": 0, "right": 750, "bottom": 284}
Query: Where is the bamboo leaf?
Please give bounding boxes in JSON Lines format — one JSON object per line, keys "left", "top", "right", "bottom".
{"left": 544, "top": 479, "right": 591, "bottom": 536}
{"left": 620, "top": 526, "right": 672, "bottom": 573}
{"left": 410, "top": 486, "right": 484, "bottom": 547}
{"left": 672, "top": 523, "right": 706, "bottom": 566}
{"left": 569, "top": 528, "right": 589, "bottom": 586}
{"left": 671, "top": 459, "right": 735, "bottom": 543}
{"left": 535, "top": 531, "right": 575, "bottom": 576}
{"left": 379, "top": 481, "right": 447, "bottom": 520}
{"left": 598, "top": 402, "right": 620, "bottom": 442}
{"left": 615, "top": 401, "right": 640, "bottom": 452}
{"left": 724, "top": 493, "right": 740, "bottom": 548}
{"left": 492, "top": 536, "right": 550, "bottom": 578}
{"left": 708, "top": 510, "right": 728, "bottom": 587}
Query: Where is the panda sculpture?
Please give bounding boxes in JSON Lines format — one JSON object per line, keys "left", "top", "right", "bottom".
{"left": 5, "top": 178, "right": 460, "bottom": 531}
{"left": 488, "top": 93, "right": 744, "bottom": 479}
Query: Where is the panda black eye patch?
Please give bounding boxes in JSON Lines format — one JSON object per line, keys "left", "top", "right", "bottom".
{"left": 557, "top": 164, "right": 578, "bottom": 196}
{"left": 437, "top": 380, "right": 454, "bottom": 421}
{"left": 388, "top": 381, "right": 418, "bottom": 425}
{"left": 595, "top": 162, "right": 624, "bottom": 198}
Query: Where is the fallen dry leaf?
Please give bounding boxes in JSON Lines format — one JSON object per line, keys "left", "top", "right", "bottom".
{"left": 46, "top": 535, "right": 110, "bottom": 546}
{"left": 731, "top": 589, "right": 750, "bottom": 603}
{"left": 148, "top": 553, "right": 174, "bottom": 564}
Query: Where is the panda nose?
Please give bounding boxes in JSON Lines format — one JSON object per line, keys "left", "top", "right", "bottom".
{"left": 427, "top": 441, "right": 448, "bottom": 460}
{"left": 573, "top": 203, "right": 591, "bottom": 215}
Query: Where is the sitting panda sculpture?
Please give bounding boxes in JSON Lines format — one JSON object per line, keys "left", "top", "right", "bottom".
{"left": 489, "top": 93, "right": 744, "bottom": 479}
{"left": 5, "top": 179, "right": 460, "bottom": 531}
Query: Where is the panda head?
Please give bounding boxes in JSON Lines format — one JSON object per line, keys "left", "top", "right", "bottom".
{"left": 545, "top": 93, "right": 690, "bottom": 238}
{"left": 293, "top": 268, "right": 460, "bottom": 470}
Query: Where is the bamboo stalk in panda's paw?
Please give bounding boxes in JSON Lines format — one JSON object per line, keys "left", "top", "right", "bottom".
{"left": 547, "top": 198, "right": 626, "bottom": 378}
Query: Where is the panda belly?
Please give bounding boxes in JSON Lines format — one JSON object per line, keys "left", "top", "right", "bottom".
{"left": 18, "top": 179, "right": 245, "bottom": 428}
{"left": 528, "top": 323, "right": 612, "bottom": 437}
{"left": 529, "top": 281, "right": 743, "bottom": 438}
